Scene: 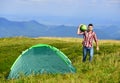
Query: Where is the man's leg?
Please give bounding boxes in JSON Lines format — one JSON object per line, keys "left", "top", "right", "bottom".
{"left": 82, "top": 46, "right": 87, "bottom": 62}
{"left": 89, "top": 47, "right": 94, "bottom": 62}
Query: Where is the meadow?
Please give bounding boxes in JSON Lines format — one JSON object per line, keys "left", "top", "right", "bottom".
{"left": 0, "top": 37, "right": 120, "bottom": 83}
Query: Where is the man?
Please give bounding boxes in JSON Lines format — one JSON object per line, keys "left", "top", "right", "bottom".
{"left": 77, "top": 24, "right": 99, "bottom": 62}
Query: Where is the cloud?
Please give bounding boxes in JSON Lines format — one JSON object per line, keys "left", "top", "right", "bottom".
{"left": 20, "top": 0, "right": 79, "bottom": 4}
{"left": 0, "top": 0, "right": 119, "bottom": 18}
{"left": 84, "top": 0, "right": 120, "bottom": 8}
{"left": 10, "top": 0, "right": 83, "bottom": 16}
{"left": 108, "top": 0, "right": 120, "bottom": 4}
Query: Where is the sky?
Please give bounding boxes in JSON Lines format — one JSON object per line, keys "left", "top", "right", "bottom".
{"left": 0, "top": 0, "right": 120, "bottom": 26}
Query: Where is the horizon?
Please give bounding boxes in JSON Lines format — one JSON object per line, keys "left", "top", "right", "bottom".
{"left": 0, "top": 17, "right": 119, "bottom": 27}
{"left": 0, "top": 0, "right": 120, "bottom": 26}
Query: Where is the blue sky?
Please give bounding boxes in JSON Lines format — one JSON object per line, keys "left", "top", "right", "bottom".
{"left": 0, "top": 0, "right": 120, "bottom": 25}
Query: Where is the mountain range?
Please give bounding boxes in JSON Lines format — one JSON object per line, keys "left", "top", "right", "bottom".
{"left": 0, "top": 17, "right": 120, "bottom": 40}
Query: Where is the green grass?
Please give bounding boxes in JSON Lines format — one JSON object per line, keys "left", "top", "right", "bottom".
{"left": 0, "top": 37, "right": 120, "bottom": 83}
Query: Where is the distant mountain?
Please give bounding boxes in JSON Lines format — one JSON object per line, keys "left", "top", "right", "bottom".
{"left": 0, "top": 17, "right": 120, "bottom": 40}
{"left": 0, "top": 17, "right": 48, "bottom": 37}
{"left": 94, "top": 25, "right": 120, "bottom": 40}
{"left": 0, "top": 17, "right": 77, "bottom": 38}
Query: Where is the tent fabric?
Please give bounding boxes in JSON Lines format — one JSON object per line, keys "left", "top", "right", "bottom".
{"left": 8, "top": 44, "right": 76, "bottom": 79}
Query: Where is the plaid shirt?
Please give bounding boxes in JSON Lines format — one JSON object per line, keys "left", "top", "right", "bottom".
{"left": 82, "top": 31, "right": 98, "bottom": 48}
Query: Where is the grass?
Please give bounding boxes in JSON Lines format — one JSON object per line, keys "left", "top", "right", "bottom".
{"left": 0, "top": 37, "right": 120, "bottom": 83}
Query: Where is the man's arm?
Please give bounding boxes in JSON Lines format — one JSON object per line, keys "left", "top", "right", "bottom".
{"left": 77, "top": 25, "right": 84, "bottom": 35}
{"left": 94, "top": 33, "right": 99, "bottom": 51}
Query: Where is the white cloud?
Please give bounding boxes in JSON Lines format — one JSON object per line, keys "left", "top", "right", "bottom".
{"left": 109, "top": 0, "right": 120, "bottom": 4}
{"left": 0, "top": 0, "right": 119, "bottom": 18}
{"left": 12, "top": 0, "right": 83, "bottom": 16}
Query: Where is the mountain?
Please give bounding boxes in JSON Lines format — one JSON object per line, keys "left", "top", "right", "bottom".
{"left": 0, "top": 17, "right": 48, "bottom": 37}
{"left": 94, "top": 25, "right": 120, "bottom": 40}
{"left": 0, "top": 17, "right": 120, "bottom": 40}
{"left": 0, "top": 17, "right": 77, "bottom": 38}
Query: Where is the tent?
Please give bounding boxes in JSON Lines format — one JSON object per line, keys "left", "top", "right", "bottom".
{"left": 8, "top": 44, "right": 76, "bottom": 79}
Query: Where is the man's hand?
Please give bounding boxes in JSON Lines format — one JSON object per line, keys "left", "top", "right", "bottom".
{"left": 96, "top": 46, "right": 99, "bottom": 51}
{"left": 77, "top": 24, "right": 84, "bottom": 35}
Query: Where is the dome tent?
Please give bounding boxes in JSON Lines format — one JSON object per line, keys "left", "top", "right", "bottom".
{"left": 8, "top": 44, "right": 76, "bottom": 79}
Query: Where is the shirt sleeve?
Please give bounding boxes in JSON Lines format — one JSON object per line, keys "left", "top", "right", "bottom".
{"left": 83, "top": 31, "right": 87, "bottom": 35}
{"left": 79, "top": 31, "right": 85, "bottom": 35}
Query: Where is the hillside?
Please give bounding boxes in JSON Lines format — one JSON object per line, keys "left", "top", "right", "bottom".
{"left": 0, "top": 17, "right": 120, "bottom": 39}
{"left": 0, "top": 17, "right": 76, "bottom": 38}
{"left": 0, "top": 37, "right": 120, "bottom": 83}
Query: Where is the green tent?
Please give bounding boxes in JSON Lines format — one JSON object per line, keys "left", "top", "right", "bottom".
{"left": 8, "top": 44, "right": 76, "bottom": 79}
